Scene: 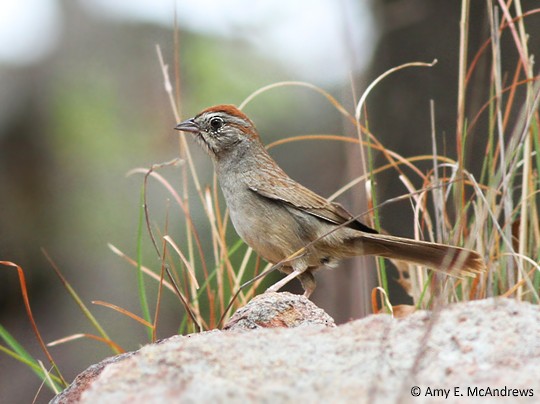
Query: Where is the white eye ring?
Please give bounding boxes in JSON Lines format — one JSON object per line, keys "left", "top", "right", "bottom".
{"left": 210, "top": 117, "right": 224, "bottom": 131}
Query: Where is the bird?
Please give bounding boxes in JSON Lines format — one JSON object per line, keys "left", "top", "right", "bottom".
{"left": 175, "top": 104, "right": 485, "bottom": 297}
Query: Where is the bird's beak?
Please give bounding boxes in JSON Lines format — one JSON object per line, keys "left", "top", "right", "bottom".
{"left": 174, "top": 118, "right": 200, "bottom": 133}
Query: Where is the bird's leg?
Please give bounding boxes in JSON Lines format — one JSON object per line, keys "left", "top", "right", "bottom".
{"left": 265, "top": 264, "right": 308, "bottom": 295}
{"left": 298, "top": 271, "right": 316, "bottom": 298}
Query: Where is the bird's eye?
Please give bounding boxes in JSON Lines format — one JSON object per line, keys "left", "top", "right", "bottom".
{"left": 210, "top": 117, "right": 224, "bottom": 131}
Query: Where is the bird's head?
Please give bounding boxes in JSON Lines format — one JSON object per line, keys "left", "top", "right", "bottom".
{"left": 175, "top": 105, "right": 260, "bottom": 158}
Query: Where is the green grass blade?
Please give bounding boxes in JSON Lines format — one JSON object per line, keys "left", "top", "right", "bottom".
{"left": 0, "top": 326, "right": 63, "bottom": 391}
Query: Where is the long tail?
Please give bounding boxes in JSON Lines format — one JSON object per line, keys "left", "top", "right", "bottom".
{"left": 353, "top": 233, "right": 486, "bottom": 277}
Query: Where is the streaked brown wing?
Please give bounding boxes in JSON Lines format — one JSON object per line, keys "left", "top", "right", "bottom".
{"left": 246, "top": 171, "right": 377, "bottom": 234}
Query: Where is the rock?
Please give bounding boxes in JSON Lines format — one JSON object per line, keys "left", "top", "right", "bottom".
{"left": 51, "top": 296, "right": 540, "bottom": 403}
{"left": 223, "top": 291, "right": 335, "bottom": 329}
{"left": 51, "top": 352, "right": 135, "bottom": 404}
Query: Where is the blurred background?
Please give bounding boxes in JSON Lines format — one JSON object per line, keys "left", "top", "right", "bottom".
{"left": 1, "top": 1, "right": 537, "bottom": 402}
